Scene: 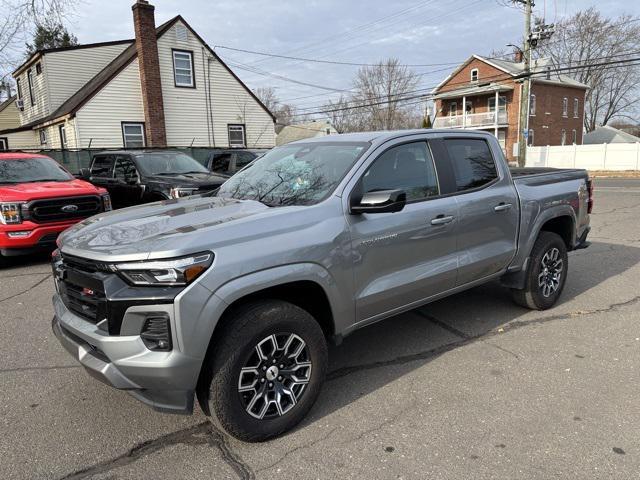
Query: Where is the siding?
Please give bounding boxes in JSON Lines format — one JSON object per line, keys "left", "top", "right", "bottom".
{"left": 45, "top": 43, "right": 132, "bottom": 111}
{"left": 75, "top": 59, "right": 145, "bottom": 148}
{"left": 156, "top": 20, "right": 275, "bottom": 148}
{"left": 2, "top": 129, "right": 38, "bottom": 149}
{"left": 15, "top": 57, "right": 50, "bottom": 125}
{"left": 0, "top": 101, "right": 20, "bottom": 130}
{"left": 37, "top": 118, "right": 79, "bottom": 149}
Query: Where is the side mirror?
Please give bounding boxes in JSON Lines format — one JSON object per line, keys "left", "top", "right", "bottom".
{"left": 350, "top": 189, "right": 406, "bottom": 214}
{"left": 79, "top": 168, "right": 90, "bottom": 180}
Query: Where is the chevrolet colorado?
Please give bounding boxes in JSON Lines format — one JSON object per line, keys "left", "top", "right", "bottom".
{"left": 51, "top": 130, "right": 592, "bottom": 441}
{"left": 0, "top": 153, "right": 110, "bottom": 263}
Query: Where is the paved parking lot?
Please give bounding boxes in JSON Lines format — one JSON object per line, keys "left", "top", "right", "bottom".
{"left": 1, "top": 178, "right": 639, "bottom": 480}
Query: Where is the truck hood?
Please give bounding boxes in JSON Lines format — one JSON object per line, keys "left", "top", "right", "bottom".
{"left": 59, "top": 195, "right": 275, "bottom": 260}
{"left": 147, "top": 172, "right": 228, "bottom": 188}
{"left": 0, "top": 179, "right": 104, "bottom": 202}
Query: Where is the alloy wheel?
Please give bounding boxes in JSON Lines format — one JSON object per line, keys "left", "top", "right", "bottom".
{"left": 238, "top": 333, "right": 312, "bottom": 420}
{"left": 538, "top": 247, "right": 563, "bottom": 298}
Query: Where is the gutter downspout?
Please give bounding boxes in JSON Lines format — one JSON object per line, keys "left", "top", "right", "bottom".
{"left": 201, "top": 47, "right": 212, "bottom": 146}
{"left": 207, "top": 56, "right": 216, "bottom": 147}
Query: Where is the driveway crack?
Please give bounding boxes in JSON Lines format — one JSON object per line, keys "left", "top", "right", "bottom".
{"left": 57, "top": 422, "right": 254, "bottom": 480}
{"left": 0, "top": 274, "right": 51, "bottom": 304}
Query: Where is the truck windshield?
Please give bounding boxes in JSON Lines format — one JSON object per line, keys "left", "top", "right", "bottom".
{"left": 135, "top": 153, "right": 209, "bottom": 175}
{"left": 217, "top": 142, "right": 369, "bottom": 206}
{"left": 0, "top": 157, "right": 73, "bottom": 184}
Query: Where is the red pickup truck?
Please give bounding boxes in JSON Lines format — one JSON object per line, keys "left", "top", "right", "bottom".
{"left": 0, "top": 152, "right": 111, "bottom": 263}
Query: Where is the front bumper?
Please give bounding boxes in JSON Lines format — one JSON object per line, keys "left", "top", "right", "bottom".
{"left": 0, "top": 221, "right": 75, "bottom": 256}
{"left": 52, "top": 293, "right": 200, "bottom": 414}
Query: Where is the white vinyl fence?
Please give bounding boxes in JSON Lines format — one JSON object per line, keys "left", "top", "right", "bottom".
{"left": 526, "top": 143, "right": 640, "bottom": 171}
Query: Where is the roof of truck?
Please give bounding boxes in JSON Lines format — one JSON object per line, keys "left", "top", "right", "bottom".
{"left": 289, "top": 129, "right": 492, "bottom": 145}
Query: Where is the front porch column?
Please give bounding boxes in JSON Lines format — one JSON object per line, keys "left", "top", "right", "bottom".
{"left": 494, "top": 90, "right": 499, "bottom": 137}
{"left": 462, "top": 96, "right": 466, "bottom": 128}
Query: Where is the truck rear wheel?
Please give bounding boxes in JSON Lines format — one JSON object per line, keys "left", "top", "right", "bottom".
{"left": 511, "top": 231, "right": 568, "bottom": 310}
{"left": 201, "top": 300, "right": 328, "bottom": 442}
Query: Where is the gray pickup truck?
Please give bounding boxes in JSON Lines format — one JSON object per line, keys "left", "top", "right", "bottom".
{"left": 51, "top": 129, "right": 592, "bottom": 441}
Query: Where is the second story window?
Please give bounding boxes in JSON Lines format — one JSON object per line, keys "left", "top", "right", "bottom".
{"left": 573, "top": 98, "right": 579, "bottom": 118}
{"left": 16, "top": 78, "right": 23, "bottom": 102}
{"left": 122, "top": 122, "right": 145, "bottom": 148}
{"left": 470, "top": 68, "right": 478, "bottom": 82}
{"left": 562, "top": 97, "right": 568, "bottom": 117}
{"left": 27, "top": 69, "right": 35, "bottom": 106}
{"left": 172, "top": 50, "right": 194, "bottom": 88}
{"left": 39, "top": 130, "right": 47, "bottom": 145}
{"left": 530, "top": 94, "right": 536, "bottom": 116}
{"left": 35, "top": 62, "right": 42, "bottom": 75}
{"left": 488, "top": 96, "right": 506, "bottom": 112}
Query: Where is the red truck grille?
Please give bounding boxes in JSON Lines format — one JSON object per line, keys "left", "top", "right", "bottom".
{"left": 27, "top": 195, "right": 101, "bottom": 223}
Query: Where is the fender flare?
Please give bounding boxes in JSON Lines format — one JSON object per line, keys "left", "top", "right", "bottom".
{"left": 501, "top": 205, "right": 576, "bottom": 289}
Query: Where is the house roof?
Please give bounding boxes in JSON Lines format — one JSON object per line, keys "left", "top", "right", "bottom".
{"left": 583, "top": 125, "right": 640, "bottom": 144}
{"left": 4, "top": 14, "right": 275, "bottom": 134}
{"left": 13, "top": 39, "right": 134, "bottom": 77}
{"left": 276, "top": 121, "right": 336, "bottom": 145}
{"left": 431, "top": 54, "right": 589, "bottom": 96}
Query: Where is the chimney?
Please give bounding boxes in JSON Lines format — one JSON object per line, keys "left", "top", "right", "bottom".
{"left": 514, "top": 48, "right": 523, "bottom": 63}
{"left": 132, "top": 0, "right": 167, "bottom": 147}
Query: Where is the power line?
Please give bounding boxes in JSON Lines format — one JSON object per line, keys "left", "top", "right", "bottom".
{"left": 214, "top": 45, "right": 463, "bottom": 68}
{"left": 284, "top": 56, "right": 640, "bottom": 119}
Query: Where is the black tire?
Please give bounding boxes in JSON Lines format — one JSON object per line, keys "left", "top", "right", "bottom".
{"left": 201, "top": 300, "right": 328, "bottom": 442}
{"left": 511, "top": 231, "right": 568, "bottom": 310}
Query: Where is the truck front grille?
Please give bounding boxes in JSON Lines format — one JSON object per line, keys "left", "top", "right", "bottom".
{"left": 29, "top": 195, "right": 101, "bottom": 223}
{"left": 56, "top": 254, "right": 107, "bottom": 325}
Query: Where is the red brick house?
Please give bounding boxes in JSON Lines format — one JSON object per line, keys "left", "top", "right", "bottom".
{"left": 431, "top": 54, "right": 588, "bottom": 162}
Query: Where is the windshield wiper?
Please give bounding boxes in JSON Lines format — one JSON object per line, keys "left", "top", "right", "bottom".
{"left": 179, "top": 171, "right": 208, "bottom": 175}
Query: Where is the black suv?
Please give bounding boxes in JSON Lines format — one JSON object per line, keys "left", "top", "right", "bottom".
{"left": 80, "top": 150, "right": 228, "bottom": 209}
{"left": 206, "top": 149, "right": 268, "bottom": 176}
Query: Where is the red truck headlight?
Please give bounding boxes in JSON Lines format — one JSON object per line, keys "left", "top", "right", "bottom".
{"left": 0, "top": 202, "right": 23, "bottom": 224}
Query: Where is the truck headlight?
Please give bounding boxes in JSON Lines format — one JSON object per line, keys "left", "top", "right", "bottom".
{"left": 101, "top": 193, "right": 112, "bottom": 211}
{"left": 169, "top": 187, "right": 197, "bottom": 199}
{"left": 0, "top": 203, "right": 23, "bottom": 224}
{"left": 115, "top": 252, "right": 213, "bottom": 286}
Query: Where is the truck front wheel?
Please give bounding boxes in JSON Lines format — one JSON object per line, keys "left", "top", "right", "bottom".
{"left": 511, "top": 231, "right": 569, "bottom": 310}
{"left": 201, "top": 300, "right": 328, "bottom": 442}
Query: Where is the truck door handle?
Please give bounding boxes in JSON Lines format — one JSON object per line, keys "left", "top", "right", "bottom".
{"left": 494, "top": 202, "right": 513, "bottom": 212}
{"left": 430, "top": 215, "right": 454, "bottom": 225}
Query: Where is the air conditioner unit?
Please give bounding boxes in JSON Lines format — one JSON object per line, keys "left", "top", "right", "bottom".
{"left": 15, "top": 98, "right": 24, "bottom": 110}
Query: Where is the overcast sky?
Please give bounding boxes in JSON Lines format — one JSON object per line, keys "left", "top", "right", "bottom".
{"left": 69, "top": 0, "right": 640, "bottom": 114}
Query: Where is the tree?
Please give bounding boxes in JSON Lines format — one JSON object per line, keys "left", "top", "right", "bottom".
{"left": 321, "top": 58, "right": 423, "bottom": 133}
{"left": 537, "top": 8, "right": 640, "bottom": 131}
{"left": 254, "top": 86, "right": 307, "bottom": 132}
{"left": 351, "top": 58, "right": 420, "bottom": 131}
{"left": 0, "top": 0, "right": 78, "bottom": 77}
{"left": 26, "top": 20, "right": 77, "bottom": 54}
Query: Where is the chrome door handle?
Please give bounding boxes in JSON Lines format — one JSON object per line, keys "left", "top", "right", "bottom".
{"left": 494, "top": 203, "right": 513, "bottom": 212}
{"left": 430, "top": 215, "right": 454, "bottom": 225}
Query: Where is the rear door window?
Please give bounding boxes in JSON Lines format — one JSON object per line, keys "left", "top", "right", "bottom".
{"left": 90, "top": 155, "right": 115, "bottom": 177}
{"left": 444, "top": 138, "right": 497, "bottom": 191}
{"left": 113, "top": 156, "right": 138, "bottom": 182}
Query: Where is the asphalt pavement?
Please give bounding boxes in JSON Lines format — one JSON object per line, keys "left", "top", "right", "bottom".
{"left": 1, "top": 178, "right": 639, "bottom": 480}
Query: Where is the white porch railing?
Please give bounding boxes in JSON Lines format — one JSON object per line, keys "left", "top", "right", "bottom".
{"left": 434, "top": 110, "right": 508, "bottom": 129}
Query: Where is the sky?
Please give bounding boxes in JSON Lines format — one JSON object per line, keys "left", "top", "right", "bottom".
{"left": 68, "top": 0, "right": 640, "bottom": 116}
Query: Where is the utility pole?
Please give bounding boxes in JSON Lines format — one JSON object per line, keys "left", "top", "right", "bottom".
{"left": 515, "top": 0, "right": 533, "bottom": 167}
{"left": 513, "top": 0, "right": 554, "bottom": 167}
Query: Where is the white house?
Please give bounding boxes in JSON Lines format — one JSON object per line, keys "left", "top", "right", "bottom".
{"left": 0, "top": 0, "right": 275, "bottom": 151}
